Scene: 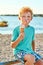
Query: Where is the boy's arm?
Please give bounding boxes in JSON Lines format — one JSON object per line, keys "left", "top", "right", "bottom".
{"left": 32, "top": 40, "right": 35, "bottom": 51}
{"left": 11, "top": 32, "right": 24, "bottom": 48}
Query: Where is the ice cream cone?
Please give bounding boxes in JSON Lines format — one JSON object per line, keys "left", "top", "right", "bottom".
{"left": 20, "top": 25, "right": 25, "bottom": 33}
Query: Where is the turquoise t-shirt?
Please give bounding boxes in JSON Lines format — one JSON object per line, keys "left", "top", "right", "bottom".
{"left": 11, "top": 25, "right": 35, "bottom": 55}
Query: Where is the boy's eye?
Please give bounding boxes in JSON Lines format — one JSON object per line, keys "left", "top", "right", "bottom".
{"left": 27, "top": 16, "right": 30, "bottom": 17}
{"left": 22, "top": 16, "right": 25, "bottom": 17}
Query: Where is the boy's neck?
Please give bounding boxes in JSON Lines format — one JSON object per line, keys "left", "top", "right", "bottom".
{"left": 21, "top": 24, "right": 29, "bottom": 28}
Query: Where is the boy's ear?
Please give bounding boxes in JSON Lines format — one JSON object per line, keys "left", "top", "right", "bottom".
{"left": 31, "top": 16, "right": 33, "bottom": 20}
{"left": 31, "top": 15, "right": 33, "bottom": 20}
{"left": 31, "top": 17, "right": 32, "bottom": 20}
{"left": 18, "top": 17, "right": 20, "bottom": 20}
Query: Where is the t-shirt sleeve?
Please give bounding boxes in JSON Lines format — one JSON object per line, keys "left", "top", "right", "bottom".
{"left": 32, "top": 28, "right": 35, "bottom": 41}
{"left": 11, "top": 27, "right": 18, "bottom": 42}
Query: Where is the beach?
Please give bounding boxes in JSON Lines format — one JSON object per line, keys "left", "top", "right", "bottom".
{"left": 0, "top": 33, "right": 43, "bottom": 63}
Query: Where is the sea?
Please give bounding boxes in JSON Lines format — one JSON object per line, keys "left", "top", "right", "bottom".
{"left": 0, "top": 15, "right": 43, "bottom": 34}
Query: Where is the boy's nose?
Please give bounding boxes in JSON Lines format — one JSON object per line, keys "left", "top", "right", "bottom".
{"left": 25, "top": 17, "right": 28, "bottom": 20}
{"left": 25, "top": 17, "right": 29, "bottom": 21}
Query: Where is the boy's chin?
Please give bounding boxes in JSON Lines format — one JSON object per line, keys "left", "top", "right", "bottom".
{"left": 24, "top": 24, "right": 29, "bottom": 27}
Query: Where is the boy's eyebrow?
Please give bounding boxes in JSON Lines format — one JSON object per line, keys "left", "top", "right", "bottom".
{"left": 22, "top": 15, "right": 31, "bottom": 16}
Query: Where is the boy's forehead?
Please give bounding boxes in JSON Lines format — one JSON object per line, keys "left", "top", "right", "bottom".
{"left": 21, "top": 12, "right": 32, "bottom": 16}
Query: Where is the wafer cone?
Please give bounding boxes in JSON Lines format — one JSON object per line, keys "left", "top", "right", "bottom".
{"left": 20, "top": 25, "right": 25, "bottom": 33}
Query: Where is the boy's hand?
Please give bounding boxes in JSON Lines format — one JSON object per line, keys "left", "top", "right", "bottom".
{"left": 19, "top": 32, "right": 24, "bottom": 41}
{"left": 11, "top": 32, "right": 24, "bottom": 48}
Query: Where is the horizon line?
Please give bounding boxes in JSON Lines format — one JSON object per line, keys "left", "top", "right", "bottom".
{"left": 0, "top": 14, "right": 43, "bottom": 17}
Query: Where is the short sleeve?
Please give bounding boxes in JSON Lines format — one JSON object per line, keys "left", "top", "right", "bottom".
{"left": 11, "top": 27, "right": 18, "bottom": 42}
{"left": 32, "top": 28, "right": 35, "bottom": 41}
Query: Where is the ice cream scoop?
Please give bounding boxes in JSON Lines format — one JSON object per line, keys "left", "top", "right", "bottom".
{"left": 20, "top": 25, "right": 25, "bottom": 33}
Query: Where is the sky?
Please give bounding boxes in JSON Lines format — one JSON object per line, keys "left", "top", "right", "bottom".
{"left": 0, "top": 0, "right": 43, "bottom": 15}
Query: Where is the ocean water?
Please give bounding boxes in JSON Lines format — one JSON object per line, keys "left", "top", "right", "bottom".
{"left": 0, "top": 15, "right": 43, "bottom": 34}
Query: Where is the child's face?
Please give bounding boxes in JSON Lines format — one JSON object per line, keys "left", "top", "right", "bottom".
{"left": 19, "top": 12, "right": 32, "bottom": 27}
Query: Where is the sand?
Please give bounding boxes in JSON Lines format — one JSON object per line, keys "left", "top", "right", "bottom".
{"left": 0, "top": 33, "right": 43, "bottom": 63}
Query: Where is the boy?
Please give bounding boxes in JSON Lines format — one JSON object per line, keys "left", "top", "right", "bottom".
{"left": 11, "top": 7, "right": 43, "bottom": 65}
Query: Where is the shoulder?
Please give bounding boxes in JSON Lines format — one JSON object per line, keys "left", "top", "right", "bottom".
{"left": 30, "top": 26, "right": 35, "bottom": 30}
{"left": 12, "top": 25, "right": 20, "bottom": 35}
{"left": 29, "top": 26, "right": 35, "bottom": 32}
{"left": 13, "top": 25, "right": 20, "bottom": 31}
